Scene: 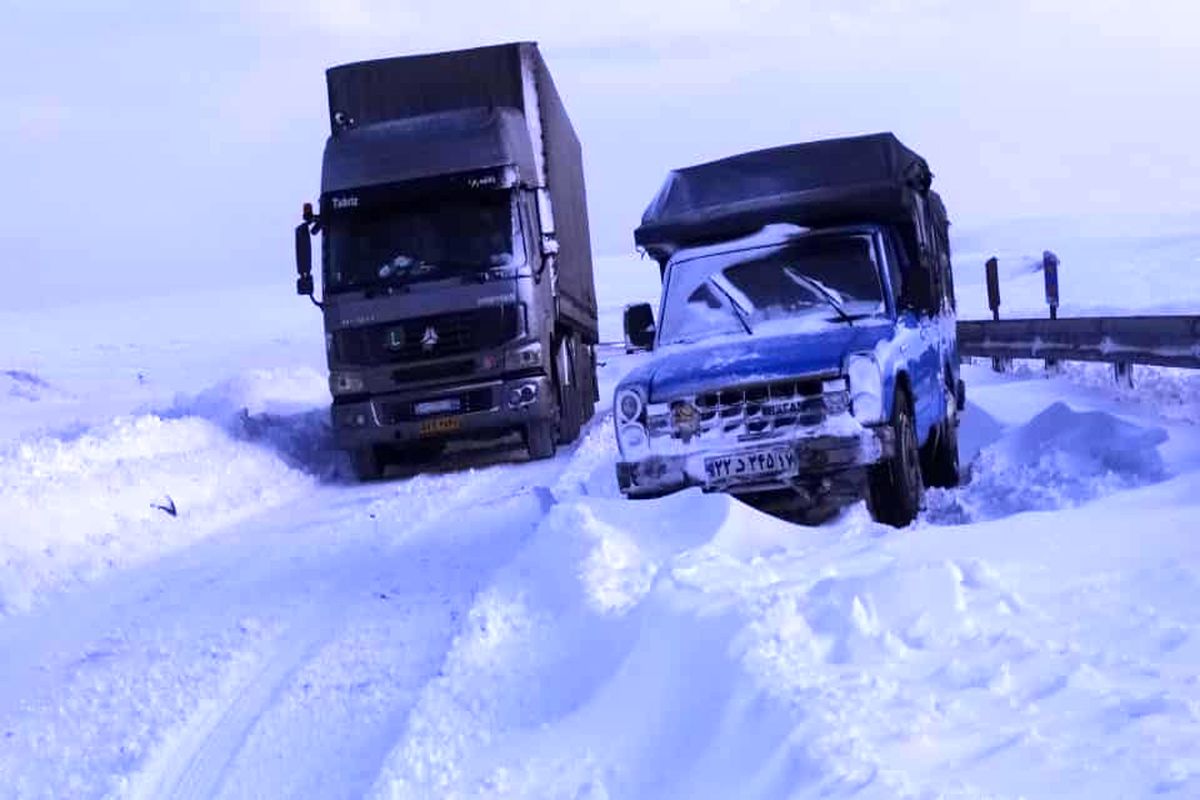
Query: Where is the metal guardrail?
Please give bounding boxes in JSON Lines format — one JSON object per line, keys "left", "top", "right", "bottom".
{"left": 958, "top": 315, "right": 1200, "bottom": 370}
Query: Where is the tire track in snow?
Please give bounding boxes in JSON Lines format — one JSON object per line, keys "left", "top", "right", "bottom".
{"left": 127, "top": 598, "right": 339, "bottom": 800}
{"left": 121, "top": 445, "right": 576, "bottom": 800}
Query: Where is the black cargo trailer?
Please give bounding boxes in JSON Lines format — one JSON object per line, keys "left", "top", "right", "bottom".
{"left": 294, "top": 42, "right": 600, "bottom": 479}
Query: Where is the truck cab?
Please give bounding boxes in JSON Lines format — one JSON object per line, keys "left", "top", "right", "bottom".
{"left": 616, "top": 134, "right": 962, "bottom": 526}
{"left": 294, "top": 44, "right": 599, "bottom": 480}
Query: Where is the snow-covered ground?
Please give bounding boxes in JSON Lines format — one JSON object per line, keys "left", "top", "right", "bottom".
{"left": 2, "top": 231, "right": 1199, "bottom": 798}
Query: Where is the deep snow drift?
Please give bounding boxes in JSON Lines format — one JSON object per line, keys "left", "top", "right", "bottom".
{"left": 1, "top": 232, "right": 1199, "bottom": 798}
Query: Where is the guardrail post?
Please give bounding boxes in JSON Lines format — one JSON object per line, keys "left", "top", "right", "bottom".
{"left": 1113, "top": 361, "right": 1134, "bottom": 388}
{"left": 985, "top": 257, "right": 1009, "bottom": 372}
{"left": 1043, "top": 250, "right": 1060, "bottom": 372}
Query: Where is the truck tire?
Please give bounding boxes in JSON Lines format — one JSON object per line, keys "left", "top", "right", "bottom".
{"left": 556, "top": 334, "right": 582, "bottom": 445}
{"left": 525, "top": 421, "right": 557, "bottom": 461}
{"left": 866, "top": 390, "right": 923, "bottom": 527}
{"left": 350, "top": 445, "right": 386, "bottom": 481}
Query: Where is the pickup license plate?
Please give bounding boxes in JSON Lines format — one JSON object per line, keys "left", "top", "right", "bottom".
{"left": 704, "top": 447, "right": 797, "bottom": 483}
{"left": 414, "top": 398, "right": 461, "bottom": 416}
{"left": 419, "top": 416, "right": 461, "bottom": 436}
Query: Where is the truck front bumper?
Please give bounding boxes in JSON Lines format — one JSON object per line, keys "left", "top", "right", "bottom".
{"left": 331, "top": 374, "right": 555, "bottom": 450}
{"left": 615, "top": 426, "right": 894, "bottom": 500}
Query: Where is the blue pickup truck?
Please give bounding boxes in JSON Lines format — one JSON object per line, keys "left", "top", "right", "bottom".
{"left": 615, "top": 134, "right": 963, "bottom": 526}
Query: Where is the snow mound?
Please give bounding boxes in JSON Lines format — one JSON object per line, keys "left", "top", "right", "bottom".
{"left": 0, "top": 413, "right": 313, "bottom": 613}
{"left": 929, "top": 401, "right": 1168, "bottom": 523}
{"left": 166, "top": 367, "right": 341, "bottom": 478}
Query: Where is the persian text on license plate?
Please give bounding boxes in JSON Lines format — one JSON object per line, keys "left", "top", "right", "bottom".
{"left": 419, "top": 416, "right": 461, "bottom": 436}
{"left": 704, "top": 447, "right": 797, "bottom": 482}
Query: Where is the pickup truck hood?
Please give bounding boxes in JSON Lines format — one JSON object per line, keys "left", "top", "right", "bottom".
{"left": 628, "top": 321, "right": 894, "bottom": 402}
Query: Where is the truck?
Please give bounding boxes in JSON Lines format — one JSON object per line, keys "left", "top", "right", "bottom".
{"left": 614, "top": 133, "right": 964, "bottom": 526}
{"left": 293, "top": 43, "right": 600, "bottom": 480}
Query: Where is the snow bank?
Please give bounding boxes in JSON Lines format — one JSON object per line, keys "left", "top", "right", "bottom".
{"left": 166, "top": 366, "right": 341, "bottom": 478}
{"left": 929, "top": 401, "right": 1167, "bottom": 523}
{"left": 0, "top": 371, "right": 327, "bottom": 613}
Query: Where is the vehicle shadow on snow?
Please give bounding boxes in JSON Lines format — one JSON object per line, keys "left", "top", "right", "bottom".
{"left": 161, "top": 383, "right": 603, "bottom": 484}
{"left": 925, "top": 400, "right": 1170, "bottom": 525}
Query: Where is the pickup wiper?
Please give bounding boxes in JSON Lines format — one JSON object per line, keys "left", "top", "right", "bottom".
{"left": 707, "top": 279, "right": 754, "bottom": 336}
{"left": 785, "top": 269, "right": 855, "bottom": 326}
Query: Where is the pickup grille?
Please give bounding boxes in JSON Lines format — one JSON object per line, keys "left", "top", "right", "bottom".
{"left": 649, "top": 377, "right": 849, "bottom": 443}
{"left": 335, "top": 305, "right": 520, "bottom": 366}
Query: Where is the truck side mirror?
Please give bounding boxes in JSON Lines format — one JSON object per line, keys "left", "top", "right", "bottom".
{"left": 295, "top": 222, "right": 313, "bottom": 296}
{"left": 623, "top": 303, "right": 656, "bottom": 352}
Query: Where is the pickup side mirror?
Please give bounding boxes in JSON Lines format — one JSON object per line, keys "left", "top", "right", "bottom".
{"left": 623, "top": 302, "right": 656, "bottom": 353}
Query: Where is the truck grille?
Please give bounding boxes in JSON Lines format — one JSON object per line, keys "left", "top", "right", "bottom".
{"left": 377, "top": 387, "right": 495, "bottom": 424}
{"left": 649, "top": 377, "right": 849, "bottom": 443}
{"left": 335, "top": 305, "right": 520, "bottom": 366}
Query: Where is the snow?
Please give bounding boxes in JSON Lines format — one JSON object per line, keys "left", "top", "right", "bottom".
{"left": 2, "top": 225, "right": 1200, "bottom": 798}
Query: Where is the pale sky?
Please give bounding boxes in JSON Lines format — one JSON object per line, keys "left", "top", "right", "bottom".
{"left": 2, "top": 1, "right": 1198, "bottom": 308}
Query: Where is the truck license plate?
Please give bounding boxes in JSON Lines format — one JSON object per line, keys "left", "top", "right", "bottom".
{"left": 704, "top": 447, "right": 797, "bottom": 482}
{"left": 414, "top": 398, "right": 461, "bottom": 416}
{"left": 419, "top": 417, "right": 461, "bottom": 436}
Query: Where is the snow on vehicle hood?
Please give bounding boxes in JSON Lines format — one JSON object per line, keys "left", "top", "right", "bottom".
{"left": 623, "top": 320, "right": 894, "bottom": 402}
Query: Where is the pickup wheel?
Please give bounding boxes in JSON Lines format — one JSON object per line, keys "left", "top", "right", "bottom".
{"left": 525, "top": 421, "right": 557, "bottom": 461}
{"left": 866, "top": 390, "right": 924, "bottom": 527}
{"left": 350, "top": 445, "right": 386, "bottom": 482}
{"left": 921, "top": 416, "right": 960, "bottom": 488}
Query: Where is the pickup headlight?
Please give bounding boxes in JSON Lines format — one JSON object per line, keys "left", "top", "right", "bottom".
{"left": 329, "top": 371, "right": 366, "bottom": 396}
{"left": 616, "top": 386, "right": 645, "bottom": 424}
{"left": 846, "top": 353, "right": 884, "bottom": 424}
{"left": 614, "top": 386, "right": 649, "bottom": 457}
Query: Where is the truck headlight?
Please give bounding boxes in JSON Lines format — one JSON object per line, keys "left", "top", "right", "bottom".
{"left": 616, "top": 387, "right": 645, "bottom": 423}
{"left": 505, "top": 341, "right": 543, "bottom": 371}
{"left": 329, "top": 371, "right": 366, "bottom": 396}
{"left": 846, "top": 354, "right": 884, "bottom": 424}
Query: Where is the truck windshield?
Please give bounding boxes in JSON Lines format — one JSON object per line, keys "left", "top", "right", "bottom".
{"left": 657, "top": 233, "right": 886, "bottom": 346}
{"left": 324, "top": 193, "right": 517, "bottom": 293}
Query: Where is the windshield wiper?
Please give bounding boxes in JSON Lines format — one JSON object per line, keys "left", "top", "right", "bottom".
{"left": 707, "top": 279, "right": 754, "bottom": 336}
{"left": 785, "top": 269, "right": 855, "bottom": 326}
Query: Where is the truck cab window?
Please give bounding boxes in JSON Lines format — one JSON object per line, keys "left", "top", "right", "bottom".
{"left": 325, "top": 193, "right": 517, "bottom": 292}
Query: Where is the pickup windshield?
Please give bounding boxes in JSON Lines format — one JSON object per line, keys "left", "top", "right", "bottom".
{"left": 657, "top": 233, "right": 886, "bottom": 346}
{"left": 324, "top": 193, "right": 518, "bottom": 293}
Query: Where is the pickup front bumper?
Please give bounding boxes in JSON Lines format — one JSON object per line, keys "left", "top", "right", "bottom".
{"left": 615, "top": 425, "right": 894, "bottom": 500}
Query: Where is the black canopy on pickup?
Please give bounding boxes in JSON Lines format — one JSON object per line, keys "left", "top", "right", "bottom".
{"left": 635, "top": 133, "right": 932, "bottom": 265}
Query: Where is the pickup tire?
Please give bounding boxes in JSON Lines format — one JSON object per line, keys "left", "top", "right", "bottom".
{"left": 525, "top": 421, "right": 557, "bottom": 461}
{"left": 866, "top": 390, "right": 924, "bottom": 527}
{"left": 921, "top": 417, "right": 960, "bottom": 488}
{"left": 350, "top": 445, "right": 386, "bottom": 481}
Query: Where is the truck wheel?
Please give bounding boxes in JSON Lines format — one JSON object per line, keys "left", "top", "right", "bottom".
{"left": 525, "top": 421, "right": 557, "bottom": 461}
{"left": 921, "top": 417, "right": 960, "bottom": 488}
{"left": 556, "top": 334, "right": 582, "bottom": 445}
{"left": 866, "top": 390, "right": 924, "bottom": 527}
{"left": 350, "top": 446, "right": 386, "bottom": 481}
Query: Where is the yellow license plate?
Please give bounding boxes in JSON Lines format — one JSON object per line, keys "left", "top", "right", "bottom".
{"left": 419, "top": 416, "right": 462, "bottom": 436}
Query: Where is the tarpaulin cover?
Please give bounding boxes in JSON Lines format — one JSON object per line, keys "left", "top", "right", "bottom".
{"left": 635, "top": 133, "right": 932, "bottom": 261}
